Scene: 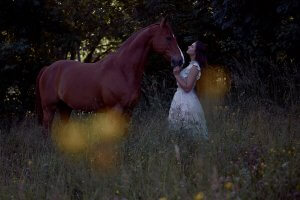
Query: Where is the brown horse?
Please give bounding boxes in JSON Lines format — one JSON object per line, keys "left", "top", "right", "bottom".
{"left": 36, "top": 18, "right": 184, "bottom": 131}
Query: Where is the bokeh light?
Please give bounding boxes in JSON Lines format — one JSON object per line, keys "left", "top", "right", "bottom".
{"left": 52, "top": 109, "right": 128, "bottom": 172}
{"left": 90, "top": 110, "right": 128, "bottom": 143}
{"left": 196, "top": 65, "right": 231, "bottom": 99}
{"left": 53, "top": 121, "right": 88, "bottom": 153}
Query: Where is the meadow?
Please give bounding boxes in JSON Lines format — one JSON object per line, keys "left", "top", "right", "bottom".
{"left": 0, "top": 95, "right": 299, "bottom": 200}
{"left": 0, "top": 61, "right": 299, "bottom": 200}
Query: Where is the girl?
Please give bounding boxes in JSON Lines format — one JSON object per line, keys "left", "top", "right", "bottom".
{"left": 168, "top": 41, "right": 208, "bottom": 139}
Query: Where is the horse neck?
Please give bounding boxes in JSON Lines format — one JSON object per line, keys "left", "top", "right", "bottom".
{"left": 117, "top": 25, "right": 157, "bottom": 83}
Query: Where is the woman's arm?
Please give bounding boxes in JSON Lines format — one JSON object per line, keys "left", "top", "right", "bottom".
{"left": 173, "top": 65, "right": 200, "bottom": 92}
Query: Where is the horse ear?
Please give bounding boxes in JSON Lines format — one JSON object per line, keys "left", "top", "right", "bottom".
{"left": 160, "top": 16, "right": 168, "bottom": 28}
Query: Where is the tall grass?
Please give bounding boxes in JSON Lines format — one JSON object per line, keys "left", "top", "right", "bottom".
{"left": 0, "top": 98, "right": 299, "bottom": 199}
{"left": 0, "top": 59, "right": 299, "bottom": 199}
{"left": 229, "top": 58, "right": 300, "bottom": 107}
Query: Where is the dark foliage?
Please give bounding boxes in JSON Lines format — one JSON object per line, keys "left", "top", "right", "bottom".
{"left": 0, "top": 0, "right": 299, "bottom": 117}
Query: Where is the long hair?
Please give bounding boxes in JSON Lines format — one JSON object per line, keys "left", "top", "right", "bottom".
{"left": 194, "top": 41, "right": 208, "bottom": 98}
{"left": 194, "top": 41, "right": 207, "bottom": 68}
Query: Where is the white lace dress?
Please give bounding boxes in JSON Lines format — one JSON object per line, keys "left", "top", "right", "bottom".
{"left": 168, "top": 61, "right": 208, "bottom": 139}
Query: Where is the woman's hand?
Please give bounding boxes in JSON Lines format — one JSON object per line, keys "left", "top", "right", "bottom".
{"left": 173, "top": 65, "right": 199, "bottom": 93}
{"left": 173, "top": 66, "right": 181, "bottom": 76}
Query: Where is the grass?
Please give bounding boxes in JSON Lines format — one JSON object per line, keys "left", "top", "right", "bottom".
{"left": 0, "top": 96, "right": 299, "bottom": 200}
{"left": 0, "top": 57, "right": 299, "bottom": 199}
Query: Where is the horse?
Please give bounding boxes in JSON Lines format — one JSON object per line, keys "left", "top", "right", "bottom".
{"left": 36, "top": 18, "right": 184, "bottom": 133}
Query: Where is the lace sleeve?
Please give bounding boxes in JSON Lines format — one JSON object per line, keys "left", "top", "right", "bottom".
{"left": 192, "top": 63, "right": 201, "bottom": 80}
{"left": 192, "top": 61, "right": 201, "bottom": 71}
{"left": 192, "top": 64, "right": 200, "bottom": 71}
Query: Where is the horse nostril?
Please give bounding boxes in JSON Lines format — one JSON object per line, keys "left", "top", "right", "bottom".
{"left": 178, "top": 59, "right": 183, "bottom": 66}
{"left": 171, "top": 58, "right": 176, "bottom": 67}
{"left": 171, "top": 58, "right": 183, "bottom": 68}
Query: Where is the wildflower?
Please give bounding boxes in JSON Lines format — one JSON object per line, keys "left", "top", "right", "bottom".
{"left": 159, "top": 197, "right": 167, "bottom": 200}
{"left": 224, "top": 182, "right": 233, "bottom": 190}
{"left": 269, "top": 148, "right": 275, "bottom": 153}
{"left": 194, "top": 192, "right": 204, "bottom": 200}
{"left": 260, "top": 162, "right": 266, "bottom": 169}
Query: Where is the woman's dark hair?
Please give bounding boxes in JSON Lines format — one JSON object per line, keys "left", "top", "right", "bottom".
{"left": 195, "top": 41, "right": 207, "bottom": 68}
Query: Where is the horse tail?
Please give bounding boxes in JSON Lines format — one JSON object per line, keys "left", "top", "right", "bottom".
{"left": 35, "top": 66, "right": 47, "bottom": 125}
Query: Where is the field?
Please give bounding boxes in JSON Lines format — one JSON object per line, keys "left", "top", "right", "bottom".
{"left": 0, "top": 95, "right": 299, "bottom": 200}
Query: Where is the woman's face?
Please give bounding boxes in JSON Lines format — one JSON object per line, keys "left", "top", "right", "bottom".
{"left": 186, "top": 42, "right": 196, "bottom": 56}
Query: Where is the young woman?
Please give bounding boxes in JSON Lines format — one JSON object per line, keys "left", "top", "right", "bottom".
{"left": 168, "top": 41, "right": 208, "bottom": 139}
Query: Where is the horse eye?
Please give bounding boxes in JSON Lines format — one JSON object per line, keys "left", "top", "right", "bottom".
{"left": 166, "top": 36, "right": 172, "bottom": 41}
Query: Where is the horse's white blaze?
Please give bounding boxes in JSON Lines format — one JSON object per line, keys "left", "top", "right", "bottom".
{"left": 172, "top": 34, "right": 184, "bottom": 66}
{"left": 177, "top": 44, "right": 185, "bottom": 66}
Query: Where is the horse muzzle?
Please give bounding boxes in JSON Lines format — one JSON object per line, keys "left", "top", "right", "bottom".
{"left": 171, "top": 57, "right": 183, "bottom": 68}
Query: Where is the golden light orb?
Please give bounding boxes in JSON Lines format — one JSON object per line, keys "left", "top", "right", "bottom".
{"left": 196, "top": 65, "right": 231, "bottom": 99}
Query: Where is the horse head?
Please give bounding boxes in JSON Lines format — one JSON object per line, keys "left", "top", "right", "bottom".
{"left": 151, "top": 17, "right": 185, "bottom": 68}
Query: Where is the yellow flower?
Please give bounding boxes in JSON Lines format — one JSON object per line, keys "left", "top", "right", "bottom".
{"left": 159, "top": 197, "right": 167, "bottom": 200}
{"left": 224, "top": 182, "right": 233, "bottom": 190}
{"left": 194, "top": 192, "right": 204, "bottom": 200}
{"left": 260, "top": 162, "right": 267, "bottom": 168}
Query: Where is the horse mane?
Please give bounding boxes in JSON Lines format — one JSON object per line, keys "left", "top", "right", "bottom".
{"left": 116, "top": 23, "right": 159, "bottom": 53}
{"left": 95, "top": 23, "right": 161, "bottom": 63}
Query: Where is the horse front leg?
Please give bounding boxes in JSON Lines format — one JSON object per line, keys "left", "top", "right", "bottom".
{"left": 111, "top": 104, "right": 131, "bottom": 137}
{"left": 111, "top": 104, "right": 124, "bottom": 114}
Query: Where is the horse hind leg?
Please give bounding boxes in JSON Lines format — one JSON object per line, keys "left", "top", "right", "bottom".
{"left": 42, "top": 105, "right": 56, "bottom": 135}
{"left": 57, "top": 101, "right": 72, "bottom": 126}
